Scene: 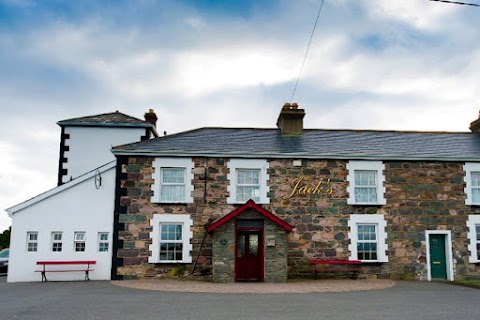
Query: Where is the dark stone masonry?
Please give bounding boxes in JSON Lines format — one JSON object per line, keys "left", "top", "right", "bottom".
{"left": 114, "top": 155, "right": 480, "bottom": 282}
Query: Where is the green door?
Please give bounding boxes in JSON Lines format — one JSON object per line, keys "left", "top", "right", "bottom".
{"left": 429, "top": 234, "right": 447, "bottom": 279}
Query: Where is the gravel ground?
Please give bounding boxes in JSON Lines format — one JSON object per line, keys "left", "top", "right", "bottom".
{"left": 112, "top": 278, "right": 395, "bottom": 294}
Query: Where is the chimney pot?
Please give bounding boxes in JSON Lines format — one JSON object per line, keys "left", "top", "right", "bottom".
{"left": 144, "top": 108, "right": 158, "bottom": 127}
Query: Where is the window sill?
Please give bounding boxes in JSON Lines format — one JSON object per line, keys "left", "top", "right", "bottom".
{"left": 153, "top": 201, "right": 191, "bottom": 205}
{"left": 227, "top": 200, "right": 269, "bottom": 205}
{"left": 347, "top": 202, "right": 386, "bottom": 206}
{"left": 149, "top": 260, "right": 190, "bottom": 264}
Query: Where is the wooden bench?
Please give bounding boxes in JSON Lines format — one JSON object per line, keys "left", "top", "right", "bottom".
{"left": 36, "top": 261, "right": 96, "bottom": 282}
{"left": 308, "top": 259, "right": 361, "bottom": 279}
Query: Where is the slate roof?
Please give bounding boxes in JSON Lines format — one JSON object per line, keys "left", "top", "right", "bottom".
{"left": 57, "top": 111, "right": 153, "bottom": 128}
{"left": 111, "top": 127, "right": 480, "bottom": 161}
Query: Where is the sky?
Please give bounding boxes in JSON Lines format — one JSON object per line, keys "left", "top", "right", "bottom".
{"left": 1, "top": 0, "right": 480, "bottom": 231}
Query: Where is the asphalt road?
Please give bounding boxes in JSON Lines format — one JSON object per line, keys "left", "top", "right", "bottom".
{"left": 1, "top": 277, "right": 479, "bottom": 320}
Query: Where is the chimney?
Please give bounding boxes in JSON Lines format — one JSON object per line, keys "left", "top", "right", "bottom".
{"left": 276, "top": 103, "right": 305, "bottom": 135}
{"left": 144, "top": 108, "right": 158, "bottom": 127}
{"left": 470, "top": 110, "right": 480, "bottom": 132}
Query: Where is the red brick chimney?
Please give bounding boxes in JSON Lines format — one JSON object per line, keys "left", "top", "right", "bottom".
{"left": 470, "top": 110, "right": 480, "bottom": 132}
{"left": 144, "top": 108, "right": 158, "bottom": 127}
{"left": 276, "top": 103, "right": 305, "bottom": 135}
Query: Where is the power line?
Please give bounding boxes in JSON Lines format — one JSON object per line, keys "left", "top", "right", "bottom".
{"left": 429, "top": 0, "right": 480, "bottom": 7}
{"left": 290, "top": 0, "right": 325, "bottom": 103}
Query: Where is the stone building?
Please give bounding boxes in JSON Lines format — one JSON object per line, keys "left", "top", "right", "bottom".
{"left": 110, "top": 105, "right": 480, "bottom": 282}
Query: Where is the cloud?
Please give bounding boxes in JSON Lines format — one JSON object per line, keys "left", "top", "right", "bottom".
{"left": 364, "top": 0, "right": 460, "bottom": 30}
{"left": 172, "top": 46, "right": 298, "bottom": 96}
{"left": 1, "top": 0, "right": 480, "bottom": 231}
{"left": 0, "top": 137, "right": 57, "bottom": 231}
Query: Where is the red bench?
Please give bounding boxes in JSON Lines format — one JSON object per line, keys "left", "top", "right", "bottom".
{"left": 308, "top": 259, "right": 361, "bottom": 279}
{"left": 36, "top": 261, "right": 96, "bottom": 282}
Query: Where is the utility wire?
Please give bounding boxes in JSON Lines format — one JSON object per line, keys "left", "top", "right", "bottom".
{"left": 290, "top": 0, "right": 325, "bottom": 103}
{"left": 430, "top": 0, "right": 480, "bottom": 6}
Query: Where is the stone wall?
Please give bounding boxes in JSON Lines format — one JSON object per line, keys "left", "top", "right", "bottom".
{"left": 269, "top": 159, "right": 353, "bottom": 277}
{"left": 114, "top": 156, "right": 480, "bottom": 281}
{"left": 116, "top": 156, "right": 249, "bottom": 278}
{"left": 269, "top": 160, "right": 480, "bottom": 280}
{"left": 264, "top": 217, "right": 289, "bottom": 283}
{"left": 211, "top": 222, "right": 234, "bottom": 283}
{"left": 384, "top": 162, "right": 480, "bottom": 280}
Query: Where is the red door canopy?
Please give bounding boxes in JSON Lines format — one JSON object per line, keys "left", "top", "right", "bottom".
{"left": 207, "top": 200, "right": 293, "bottom": 233}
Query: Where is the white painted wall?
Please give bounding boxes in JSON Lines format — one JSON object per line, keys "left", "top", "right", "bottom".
{"left": 7, "top": 165, "right": 116, "bottom": 282}
{"left": 62, "top": 126, "right": 146, "bottom": 183}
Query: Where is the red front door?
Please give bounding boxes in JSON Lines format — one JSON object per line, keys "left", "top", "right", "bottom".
{"left": 235, "top": 230, "right": 263, "bottom": 281}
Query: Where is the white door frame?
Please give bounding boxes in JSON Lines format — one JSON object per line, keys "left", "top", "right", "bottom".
{"left": 425, "top": 230, "right": 454, "bottom": 281}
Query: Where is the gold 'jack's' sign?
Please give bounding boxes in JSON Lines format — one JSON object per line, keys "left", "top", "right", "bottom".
{"left": 281, "top": 176, "right": 333, "bottom": 199}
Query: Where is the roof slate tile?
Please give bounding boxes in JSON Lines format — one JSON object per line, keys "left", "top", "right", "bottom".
{"left": 57, "top": 111, "right": 151, "bottom": 127}
{"left": 112, "top": 127, "right": 480, "bottom": 161}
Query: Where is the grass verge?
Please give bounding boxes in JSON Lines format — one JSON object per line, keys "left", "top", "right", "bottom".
{"left": 452, "top": 280, "right": 480, "bottom": 289}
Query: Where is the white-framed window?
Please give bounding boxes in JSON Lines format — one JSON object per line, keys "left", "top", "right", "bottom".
{"left": 159, "top": 224, "right": 183, "bottom": 261}
{"left": 98, "top": 232, "right": 109, "bottom": 252}
{"left": 151, "top": 158, "right": 194, "bottom": 203}
{"left": 356, "top": 224, "right": 378, "bottom": 261}
{"left": 236, "top": 169, "right": 261, "bottom": 202}
{"left": 348, "top": 214, "right": 388, "bottom": 263}
{"left": 464, "top": 163, "right": 480, "bottom": 205}
{"left": 74, "top": 232, "right": 86, "bottom": 252}
{"left": 227, "top": 159, "right": 270, "bottom": 204}
{"left": 26, "top": 232, "right": 38, "bottom": 252}
{"left": 467, "top": 215, "right": 480, "bottom": 263}
{"left": 346, "top": 161, "right": 386, "bottom": 205}
{"left": 51, "top": 232, "right": 63, "bottom": 252}
{"left": 149, "top": 214, "right": 193, "bottom": 263}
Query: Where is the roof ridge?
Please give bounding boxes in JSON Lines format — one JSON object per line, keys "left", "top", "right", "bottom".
{"left": 163, "top": 127, "right": 472, "bottom": 135}
{"left": 304, "top": 128, "right": 472, "bottom": 135}
{"left": 57, "top": 110, "right": 150, "bottom": 125}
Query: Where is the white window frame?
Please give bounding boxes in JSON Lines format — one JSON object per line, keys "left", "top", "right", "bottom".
{"left": 348, "top": 214, "right": 388, "bottom": 263}
{"left": 98, "top": 232, "right": 109, "bottom": 252}
{"left": 227, "top": 159, "right": 270, "bottom": 204}
{"left": 158, "top": 223, "right": 184, "bottom": 261}
{"left": 151, "top": 158, "right": 194, "bottom": 203}
{"left": 149, "top": 214, "right": 193, "bottom": 263}
{"left": 464, "top": 163, "right": 480, "bottom": 205}
{"left": 74, "top": 232, "right": 86, "bottom": 252}
{"left": 347, "top": 161, "right": 386, "bottom": 205}
{"left": 467, "top": 215, "right": 480, "bottom": 263}
{"left": 356, "top": 224, "right": 378, "bottom": 261}
{"left": 26, "top": 232, "right": 38, "bottom": 252}
{"left": 51, "top": 232, "right": 63, "bottom": 252}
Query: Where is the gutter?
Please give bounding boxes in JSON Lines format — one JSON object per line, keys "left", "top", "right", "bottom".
{"left": 57, "top": 122, "right": 153, "bottom": 128}
{"left": 110, "top": 149, "right": 480, "bottom": 163}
